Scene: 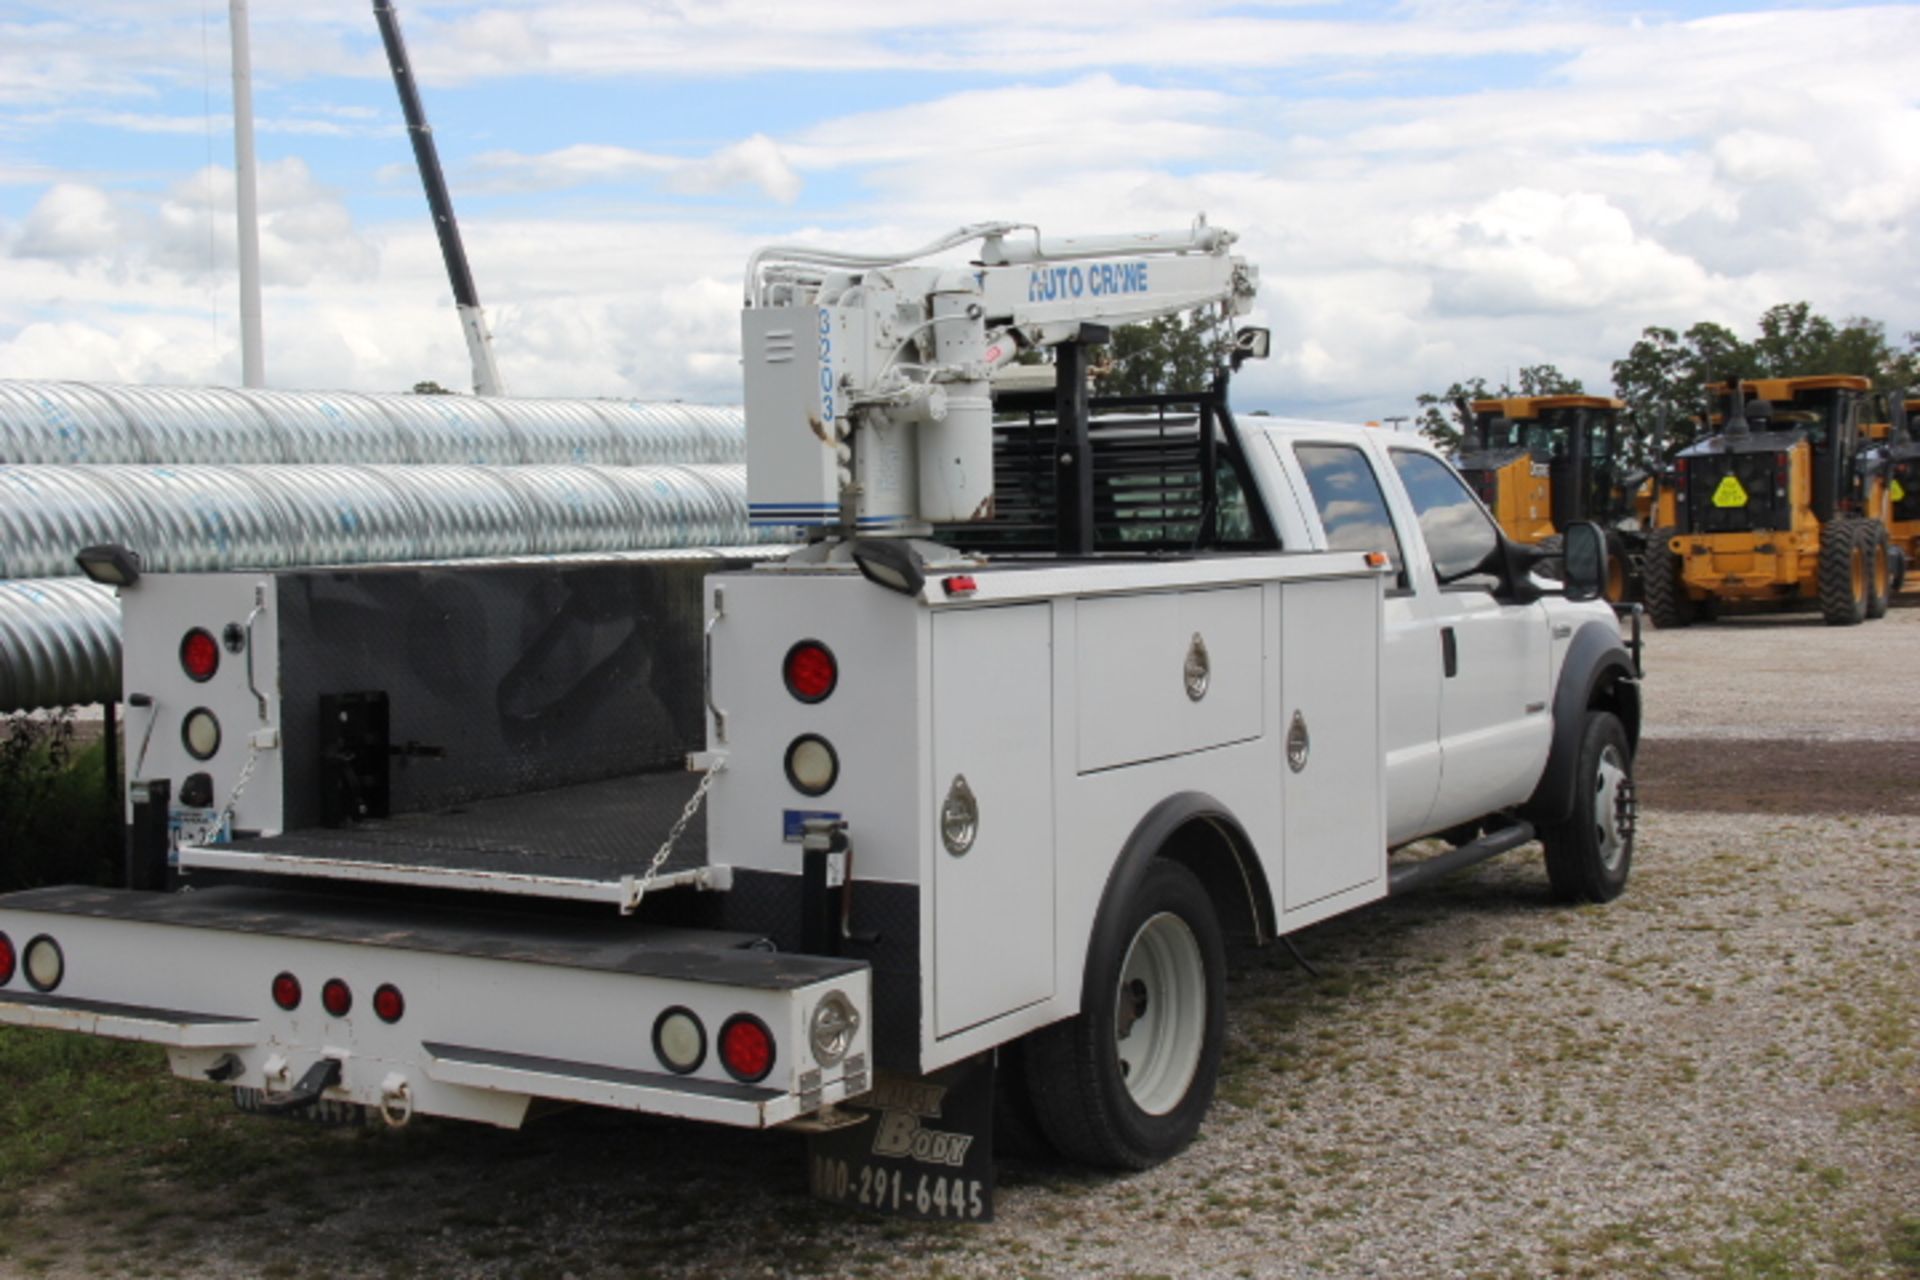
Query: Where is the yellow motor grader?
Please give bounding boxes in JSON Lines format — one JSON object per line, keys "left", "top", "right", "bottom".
{"left": 1455, "top": 394, "right": 1634, "bottom": 600}
{"left": 1643, "top": 375, "right": 1892, "bottom": 626}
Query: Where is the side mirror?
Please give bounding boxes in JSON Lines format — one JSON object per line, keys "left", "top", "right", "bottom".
{"left": 1561, "top": 523, "right": 1609, "bottom": 603}
{"left": 1231, "top": 327, "right": 1271, "bottom": 369}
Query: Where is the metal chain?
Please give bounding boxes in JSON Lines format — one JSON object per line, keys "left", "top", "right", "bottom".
{"left": 625, "top": 758, "right": 726, "bottom": 913}
{"left": 215, "top": 742, "right": 261, "bottom": 838}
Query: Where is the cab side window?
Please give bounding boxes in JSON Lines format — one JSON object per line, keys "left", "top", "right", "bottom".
{"left": 1293, "top": 443, "right": 1407, "bottom": 589}
{"left": 1391, "top": 450, "right": 1500, "bottom": 584}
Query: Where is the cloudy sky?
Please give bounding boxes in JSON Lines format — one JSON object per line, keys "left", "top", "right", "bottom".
{"left": 2, "top": 1, "right": 1916, "bottom": 421}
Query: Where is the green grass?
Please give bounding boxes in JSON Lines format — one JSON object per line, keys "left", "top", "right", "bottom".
{"left": 0, "top": 1028, "right": 339, "bottom": 1211}
{"left": 1892, "top": 1216, "right": 1920, "bottom": 1274}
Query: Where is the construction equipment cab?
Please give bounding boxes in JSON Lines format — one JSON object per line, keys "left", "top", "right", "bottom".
{"left": 1455, "top": 395, "right": 1634, "bottom": 601}
{"left": 1646, "top": 374, "right": 1893, "bottom": 626}
{"left": 0, "top": 219, "right": 1638, "bottom": 1216}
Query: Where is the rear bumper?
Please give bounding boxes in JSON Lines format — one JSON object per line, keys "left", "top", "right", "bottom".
{"left": 1674, "top": 532, "right": 1813, "bottom": 596}
{"left": 0, "top": 885, "right": 871, "bottom": 1130}
{"left": 0, "top": 988, "right": 258, "bottom": 1048}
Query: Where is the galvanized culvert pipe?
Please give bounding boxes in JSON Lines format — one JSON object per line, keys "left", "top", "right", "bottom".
{"left": 0, "top": 379, "right": 743, "bottom": 467}
{"left": 0, "top": 577, "right": 121, "bottom": 713}
{"left": 0, "top": 462, "right": 784, "bottom": 580}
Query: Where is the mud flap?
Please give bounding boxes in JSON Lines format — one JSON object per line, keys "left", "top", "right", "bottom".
{"left": 806, "top": 1053, "right": 995, "bottom": 1222}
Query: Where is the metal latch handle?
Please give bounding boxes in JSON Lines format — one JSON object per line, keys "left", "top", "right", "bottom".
{"left": 704, "top": 585, "right": 728, "bottom": 743}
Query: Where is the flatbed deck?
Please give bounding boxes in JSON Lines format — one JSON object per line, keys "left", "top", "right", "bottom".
{"left": 176, "top": 771, "right": 714, "bottom": 909}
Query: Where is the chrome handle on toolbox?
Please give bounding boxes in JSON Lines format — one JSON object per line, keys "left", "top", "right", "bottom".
{"left": 244, "top": 586, "right": 268, "bottom": 722}
{"left": 705, "top": 585, "right": 727, "bottom": 744}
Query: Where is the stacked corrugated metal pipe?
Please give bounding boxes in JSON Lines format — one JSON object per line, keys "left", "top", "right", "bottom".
{"left": 0, "top": 379, "right": 769, "bottom": 713}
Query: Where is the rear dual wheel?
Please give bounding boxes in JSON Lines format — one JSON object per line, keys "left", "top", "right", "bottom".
{"left": 1023, "top": 859, "right": 1225, "bottom": 1170}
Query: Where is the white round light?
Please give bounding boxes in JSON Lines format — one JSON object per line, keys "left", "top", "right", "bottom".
{"left": 182, "top": 709, "right": 221, "bottom": 760}
{"left": 654, "top": 1008, "right": 705, "bottom": 1074}
{"left": 785, "top": 735, "right": 838, "bottom": 796}
{"left": 23, "top": 935, "right": 64, "bottom": 992}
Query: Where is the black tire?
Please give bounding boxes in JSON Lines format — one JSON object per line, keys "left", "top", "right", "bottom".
{"left": 1541, "top": 710, "right": 1635, "bottom": 903}
{"left": 1865, "top": 524, "right": 1891, "bottom": 620}
{"left": 1023, "top": 859, "right": 1226, "bottom": 1171}
{"left": 1642, "top": 527, "right": 1693, "bottom": 628}
{"left": 1818, "top": 517, "right": 1867, "bottom": 626}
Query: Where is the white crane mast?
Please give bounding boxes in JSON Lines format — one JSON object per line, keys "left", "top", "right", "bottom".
{"left": 741, "top": 217, "right": 1258, "bottom": 535}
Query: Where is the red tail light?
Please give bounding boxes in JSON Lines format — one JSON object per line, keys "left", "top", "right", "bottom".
{"left": 321, "top": 978, "right": 352, "bottom": 1018}
{"left": 373, "top": 983, "right": 405, "bottom": 1024}
{"left": 718, "top": 1014, "right": 775, "bottom": 1083}
{"left": 272, "top": 972, "right": 302, "bottom": 1010}
{"left": 783, "top": 641, "right": 838, "bottom": 703}
{"left": 180, "top": 628, "right": 220, "bottom": 682}
{"left": 0, "top": 933, "right": 14, "bottom": 986}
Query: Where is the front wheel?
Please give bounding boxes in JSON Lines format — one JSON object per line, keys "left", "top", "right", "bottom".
{"left": 1024, "top": 859, "right": 1226, "bottom": 1170}
{"left": 1865, "top": 524, "right": 1891, "bottom": 620}
{"left": 1642, "top": 527, "right": 1693, "bottom": 628}
{"left": 1541, "top": 710, "right": 1635, "bottom": 903}
{"left": 1818, "top": 517, "right": 1867, "bottom": 626}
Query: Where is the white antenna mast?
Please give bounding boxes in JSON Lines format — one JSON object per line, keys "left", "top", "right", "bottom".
{"left": 229, "top": 0, "right": 265, "bottom": 387}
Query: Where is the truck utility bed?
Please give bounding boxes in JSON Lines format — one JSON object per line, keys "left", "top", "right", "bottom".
{"left": 180, "top": 770, "right": 715, "bottom": 910}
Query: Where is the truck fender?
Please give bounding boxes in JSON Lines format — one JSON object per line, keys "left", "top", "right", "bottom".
{"left": 1078, "top": 793, "right": 1271, "bottom": 1007}
{"left": 1520, "top": 621, "right": 1641, "bottom": 828}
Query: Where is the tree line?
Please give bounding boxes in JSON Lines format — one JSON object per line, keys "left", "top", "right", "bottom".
{"left": 1414, "top": 303, "right": 1920, "bottom": 458}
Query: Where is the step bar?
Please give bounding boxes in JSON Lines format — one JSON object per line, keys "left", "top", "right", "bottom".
{"left": 1387, "top": 820, "right": 1536, "bottom": 896}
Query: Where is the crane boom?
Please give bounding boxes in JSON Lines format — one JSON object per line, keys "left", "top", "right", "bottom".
{"left": 373, "top": 0, "right": 506, "bottom": 397}
{"left": 742, "top": 217, "right": 1259, "bottom": 535}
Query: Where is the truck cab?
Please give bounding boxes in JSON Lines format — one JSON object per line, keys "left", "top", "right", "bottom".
{"left": 1245, "top": 418, "right": 1624, "bottom": 845}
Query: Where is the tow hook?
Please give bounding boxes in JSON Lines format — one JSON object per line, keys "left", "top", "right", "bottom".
{"left": 379, "top": 1073, "right": 414, "bottom": 1129}
{"left": 256, "top": 1057, "right": 343, "bottom": 1114}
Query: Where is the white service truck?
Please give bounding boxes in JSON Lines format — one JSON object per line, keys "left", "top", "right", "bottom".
{"left": 0, "top": 220, "right": 1638, "bottom": 1218}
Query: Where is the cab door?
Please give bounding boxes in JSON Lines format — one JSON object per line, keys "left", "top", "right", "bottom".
{"left": 1386, "top": 448, "right": 1551, "bottom": 827}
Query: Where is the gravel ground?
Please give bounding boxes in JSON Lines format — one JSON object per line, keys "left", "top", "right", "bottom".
{"left": 13, "top": 602, "right": 1920, "bottom": 1279}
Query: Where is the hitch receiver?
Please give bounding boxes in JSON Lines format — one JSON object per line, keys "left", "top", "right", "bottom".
{"left": 255, "top": 1057, "right": 344, "bottom": 1114}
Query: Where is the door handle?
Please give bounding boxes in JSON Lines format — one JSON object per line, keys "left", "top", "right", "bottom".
{"left": 1441, "top": 626, "right": 1458, "bottom": 678}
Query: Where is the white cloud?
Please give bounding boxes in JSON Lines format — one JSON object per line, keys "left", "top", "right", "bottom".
{"left": 1408, "top": 189, "right": 1715, "bottom": 318}
{"left": 13, "top": 183, "right": 126, "bottom": 261}
{"left": 470, "top": 133, "right": 802, "bottom": 204}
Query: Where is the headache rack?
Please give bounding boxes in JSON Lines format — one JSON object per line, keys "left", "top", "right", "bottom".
{"left": 935, "top": 385, "right": 1276, "bottom": 556}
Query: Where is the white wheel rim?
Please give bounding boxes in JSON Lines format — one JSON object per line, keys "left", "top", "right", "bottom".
{"left": 1593, "top": 745, "right": 1630, "bottom": 873}
{"left": 1114, "top": 911, "right": 1206, "bottom": 1116}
